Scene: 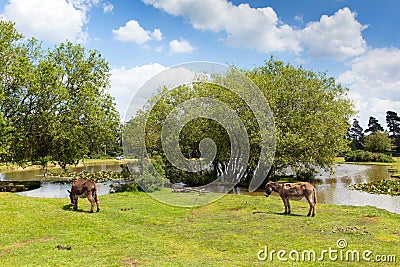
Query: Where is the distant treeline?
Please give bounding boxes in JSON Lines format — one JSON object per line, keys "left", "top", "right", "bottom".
{"left": 347, "top": 111, "right": 400, "bottom": 157}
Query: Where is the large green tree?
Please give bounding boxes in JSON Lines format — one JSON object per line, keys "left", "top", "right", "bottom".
{"left": 246, "top": 59, "right": 354, "bottom": 177}
{"left": 125, "top": 58, "right": 355, "bottom": 186}
{"left": 0, "top": 21, "right": 120, "bottom": 168}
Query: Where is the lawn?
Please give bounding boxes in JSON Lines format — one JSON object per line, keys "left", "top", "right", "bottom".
{"left": 0, "top": 191, "right": 399, "bottom": 266}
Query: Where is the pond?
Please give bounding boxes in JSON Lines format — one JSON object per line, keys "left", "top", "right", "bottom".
{"left": 0, "top": 163, "right": 122, "bottom": 198}
{"left": 1, "top": 163, "right": 399, "bottom": 214}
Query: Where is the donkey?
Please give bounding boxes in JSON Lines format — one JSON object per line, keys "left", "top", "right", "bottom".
{"left": 67, "top": 179, "right": 100, "bottom": 213}
{"left": 265, "top": 181, "right": 317, "bottom": 217}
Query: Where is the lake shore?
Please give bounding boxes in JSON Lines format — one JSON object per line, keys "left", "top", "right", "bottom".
{"left": 0, "top": 159, "right": 126, "bottom": 172}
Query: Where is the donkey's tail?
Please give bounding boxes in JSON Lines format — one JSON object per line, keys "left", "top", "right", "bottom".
{"left": 313, "top": 188, "right": 317, "bottom": 204}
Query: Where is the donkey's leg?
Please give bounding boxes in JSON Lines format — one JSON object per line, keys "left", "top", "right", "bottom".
{"left": 305, "top": 194, "right": 315, "bottom": 217}
{"left": 94, "top": 191, "right": 100, "bottom": 212}
{"left": 281, "top": 197, "right": 289, "bottom": 214}
{"left": 73, "top": 197, "right": 78, "bottom": 211}
{"left": 87, "top": 193, "right": 95, "bottom": 213}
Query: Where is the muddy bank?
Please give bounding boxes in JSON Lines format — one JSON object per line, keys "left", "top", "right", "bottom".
{"left": 0, "top": 181, "right": 41, "bottom": 192}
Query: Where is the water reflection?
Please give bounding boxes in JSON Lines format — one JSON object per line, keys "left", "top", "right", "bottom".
{"left": 17, "top": 182, "right": 113, "bottom": 198}
{"left": 315, "top": 164, "right": 400, "bottom": 214}
{"left": 0, "top": 164, "right": 122, "bottom": 181}
{"left": 0, "top": 163, "right": 122, "bottom": 198}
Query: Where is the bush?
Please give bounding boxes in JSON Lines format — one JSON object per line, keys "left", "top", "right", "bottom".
{"left": 344, "top": 150, "right": 394, "bottom": 163}
{"left": 136, "top": 170, "right": 168, "bottom": 192}
{"left": 110, "top": 182, "right": 138, "bottom": 193}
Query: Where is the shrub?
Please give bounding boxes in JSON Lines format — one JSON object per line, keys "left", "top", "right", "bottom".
{"left": 344, "top": 150, "right": 394, "bottom": 163}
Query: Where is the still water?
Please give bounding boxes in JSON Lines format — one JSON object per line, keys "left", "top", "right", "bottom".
{"left": 0, "top": 163, "right": 122, "bottom": 198}
{"left": 1, "top": 163, "right": 399, "bottom": 214}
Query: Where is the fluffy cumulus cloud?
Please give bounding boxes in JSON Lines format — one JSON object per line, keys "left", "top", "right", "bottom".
{"left": 142, "top": 1, "right": 367, "bottom": 61}
{"left": 143, "top": 0, "right": 301, "bottom": 53}
{"left": 112, "top": 20, "right": 162, "bottom": 44}
{"left": 338, "top": 48, "right": 400, "bottom": 128}
{"left": 2, "top": 0, "right": 87, "bottom": 42}
{"left": 1, "top": 0, "right": 112, "bottom": 43}
{"left": 300, "top": 7, "right": 368, "bottom": 60}
{"left": 110, "top": 63, "right": 166, "bottom": 118}
{"left": 169, "top": 38, "right": 195, "bottom": 54}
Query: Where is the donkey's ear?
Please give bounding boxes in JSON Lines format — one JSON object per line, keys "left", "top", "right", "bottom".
{"left": 67, "top": 190, "right": 71, "bottom": 193}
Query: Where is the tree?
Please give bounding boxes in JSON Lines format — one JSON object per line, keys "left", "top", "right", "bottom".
{"left": 246, "top": 59, "right": 354, "bottom": 177}
{"left": 365, "top": 116, "right": 384, "bottom": 134}
{"left": 0, "top": 21, "right": 120, "bottom": 168}
{"left": 386, "top": 111, "right": 400, "bottom": 136}
{"left": 363, "top": 132, "right": 395, "bottom": 153}
{"left": 125, "top": 58, "right": 355, "bottom": 187}
{"left": 386, "top": 110, "right": 400, "bottom": 155}
{"left": 46, "top": 42, "right": 120, "bottom": 165}
{"left": 348, "top": 118, "right": 364, "bottom": 150}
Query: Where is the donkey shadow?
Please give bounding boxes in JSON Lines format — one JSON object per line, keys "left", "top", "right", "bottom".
{"left": 252, "top": 211, "right": 303, "bottom": 217}
{"left": 62, "top": 204, "right": 91, "bottom": 213}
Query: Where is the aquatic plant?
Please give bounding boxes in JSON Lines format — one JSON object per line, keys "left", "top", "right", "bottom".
{"left": 351, "top": 179, "right": 400, "bottom": 196}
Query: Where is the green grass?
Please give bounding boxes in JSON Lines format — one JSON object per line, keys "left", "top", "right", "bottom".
{"left": 0, "top": 192, "right": 399, "bottom": 266}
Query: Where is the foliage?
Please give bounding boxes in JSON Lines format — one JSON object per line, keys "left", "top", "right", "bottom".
{"left": 110, "top": 182, "right": 138, "bottom": 193}
{"left": 0, "top": 21, "right": 120, "bottom": 168}
{"left": 344, "top": 150, "right": 394, "bottom": 163}
{"left": 386, "top": 110, "right": 400, "bottom": 156}
{"left": 246, "top": 58, "right": 355, "bottom": 176}
{"left": 135, "top": 169, "right": 168, "bottom": 192}
{"left": 347, "top": 118, "right": 364, "bottom": 150}
{"left": 386, "top": 111, "right": 400, "bottom": 136}
{"left": 47, "top": 170, "right": 125, "bottom": 183}
{"left": 351, "top": 179, "right": 400, "bottom": 196}
{"left": 365, "top": 116, "right": 384, "bottom": 134}
{"left": 124, "top": 59, "right": 354, "bottom": 187}
{"left": 363, "top": 132, "right": 395, "bottom": 153}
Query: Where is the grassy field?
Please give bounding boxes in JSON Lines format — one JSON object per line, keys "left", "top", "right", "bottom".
{"left": 0, "top": 191, "right": 399, "bottom": 266}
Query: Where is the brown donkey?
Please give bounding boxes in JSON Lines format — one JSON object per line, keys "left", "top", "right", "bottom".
{"left": 265, "top": 181, "right": 317, "bottom": 217}
{"left": 67, "top": 179, "right": 100, "bottom": 213}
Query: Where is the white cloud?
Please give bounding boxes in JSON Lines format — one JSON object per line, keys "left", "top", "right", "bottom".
{"left": 1, "top": 0, "right": 98, "bottom": 43}
{"left": 143, "top": 1, "right": 367, "bottom": 61}
{"left": 113, "top": 20, "right": 163, "bottom": 44}
{"left": 294, "top": 15, "right": 304, "bottom": 24}
{"left": 110, "top": 63, "right": 166, "bottom": 118}
{"left": 338, "top": 48, "right": 400, "bottom": 129}
{"left": 300, "top": 7, "right": 368, "bottom": 61}
{"left": 1, "top": 0, "right": 113, "bottom": 43}
{"left": 143, "top": 0, "right": 301, "bottom": 53}
{"left": 102, "top": 2, "right": 114, "bottom": 13}
{"left": 169, "top": 38, "right": 195, "bottom": 54}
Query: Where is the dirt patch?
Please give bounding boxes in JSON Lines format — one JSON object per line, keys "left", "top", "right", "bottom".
{"left": 0, "top": 237, "right": 54, "bottom": 255}
{"left": 360, "top": 216, "right": 379, "bottom": 224}
{"left": 122, "top": 258, "right": 141, "bottom": 266}
{"left": 332, "top": 226, "right": 369, "bottom": 235}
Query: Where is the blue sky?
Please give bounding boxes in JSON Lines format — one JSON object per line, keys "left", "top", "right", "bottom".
{"left": 1, "top": 0, "right": 399, "bottom": 129}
